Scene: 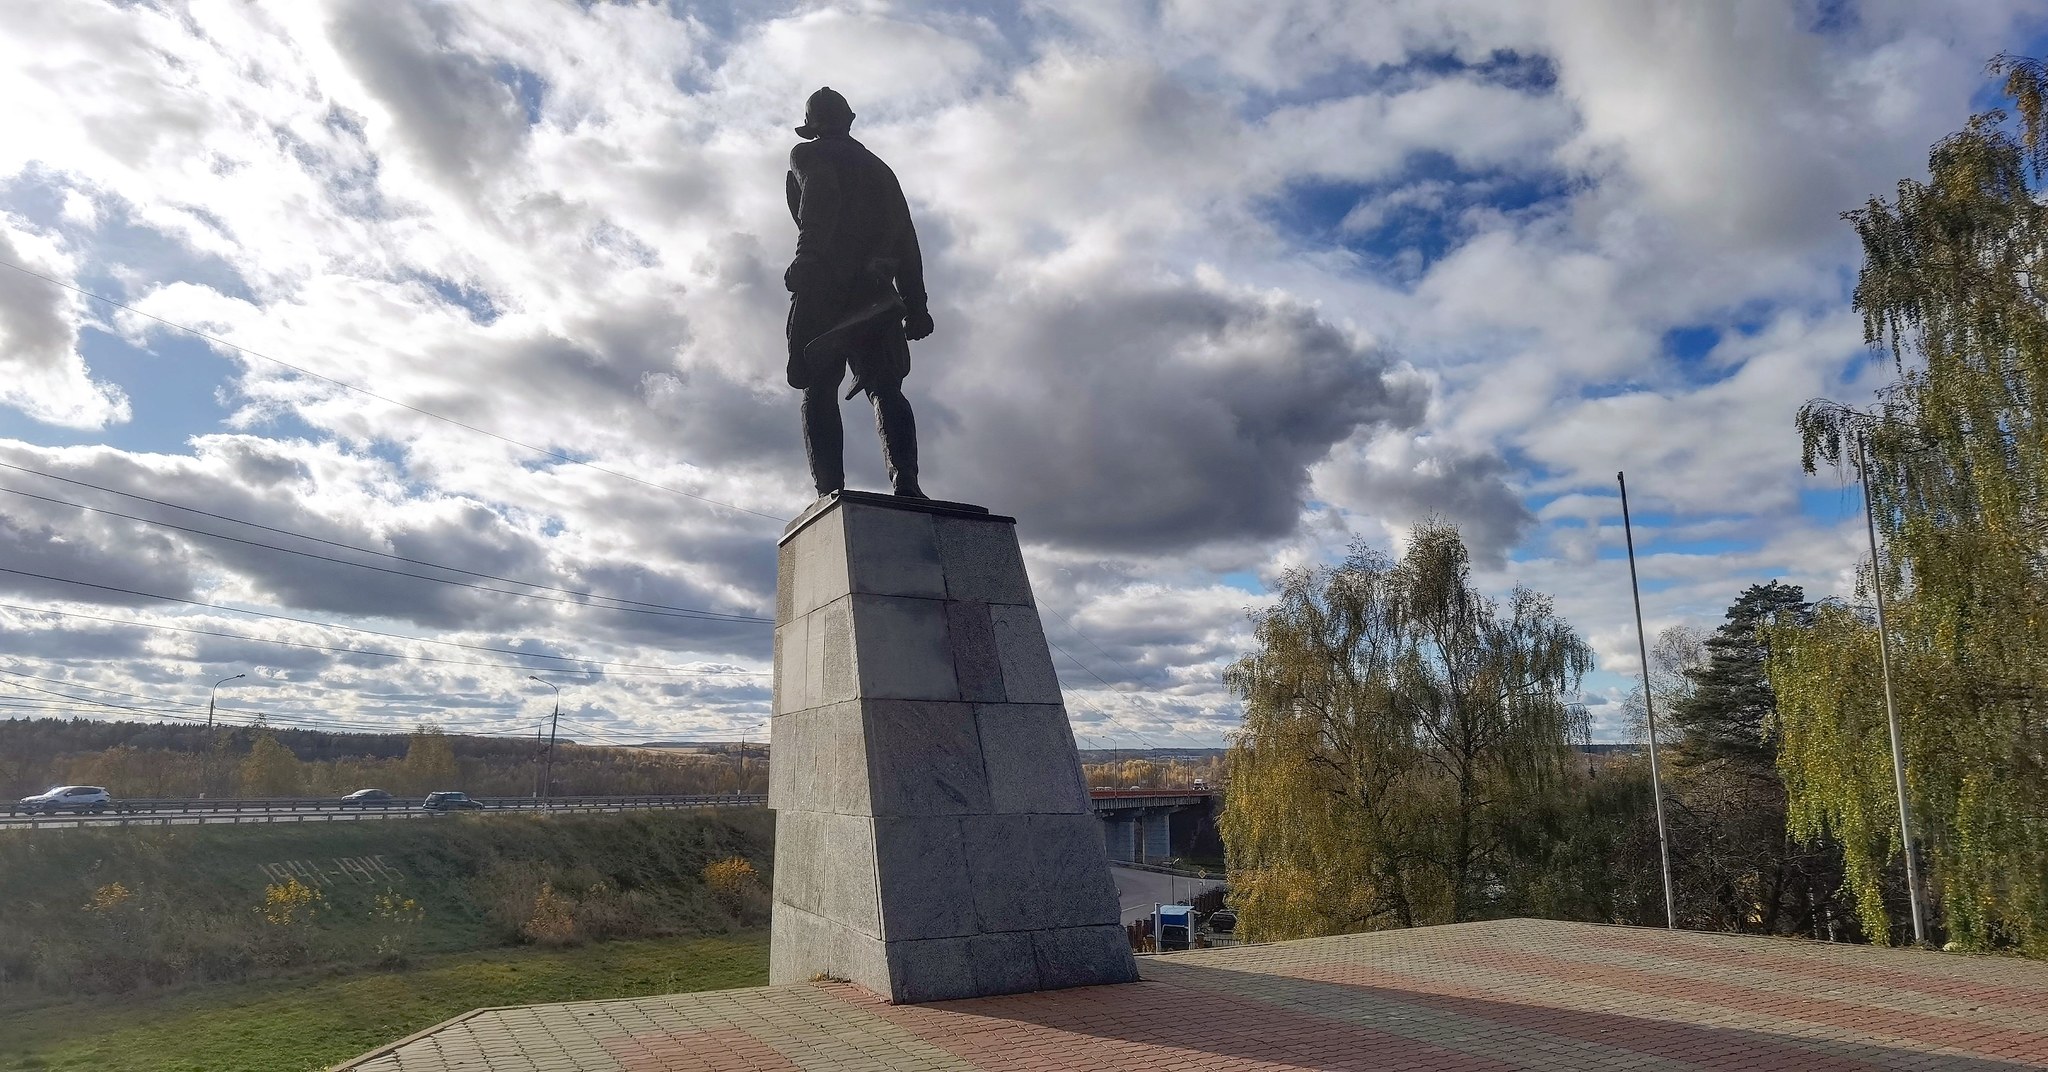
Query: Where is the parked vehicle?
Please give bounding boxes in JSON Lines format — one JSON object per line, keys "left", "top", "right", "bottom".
{"left": 422, "top": 791, "right": 484, "bottom": 811}
{"left": 15, "top": 786, "right": 112, "bottom": 814}
{"left": 342, "top": 788, "right": 394, "bottom": 806}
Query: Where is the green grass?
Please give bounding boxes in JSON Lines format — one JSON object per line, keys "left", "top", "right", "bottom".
{"left": 0, "top": 809, "right": 773, "bottom": 995}
{"left": 0, "top": 932, "right": 768, "bottom": 1072}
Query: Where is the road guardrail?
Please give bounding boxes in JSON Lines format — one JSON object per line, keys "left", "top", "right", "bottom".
{"left": 0, "top": 793, "right": 766, "bottom": 829}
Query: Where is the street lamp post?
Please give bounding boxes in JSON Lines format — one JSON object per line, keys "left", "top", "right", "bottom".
{"left": 202, "top": 673, "right": 245, "bottom": 797}
{"left": 1858, "top": 435, "right": 1928, "bottom": 945}
{"left": 529, "top": 676, "right": 560, "bottom": 803}
{"left": 1617, "top": 472, "right": 1678, "bottom": 930}
{"left": 207, "top": 673, "right": 245, "bottom": 730}
{"left": 735, "top": 720, "right": 766, "bottom": 795}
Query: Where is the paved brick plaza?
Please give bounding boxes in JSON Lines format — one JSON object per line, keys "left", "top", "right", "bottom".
{"left": 339, "top": 918, "right": 2048, "bottom": 1071}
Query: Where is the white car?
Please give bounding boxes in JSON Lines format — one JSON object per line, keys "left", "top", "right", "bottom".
{"left": 16, "top": 785, "right": 112, "bottom": 814}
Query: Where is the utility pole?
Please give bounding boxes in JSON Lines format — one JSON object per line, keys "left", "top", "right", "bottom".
{"left": 532, "top": 721, "right": 544, "bottom": 800}
{"left": 1858, "top": 435, "right": 1927, "bottom": 945}
{"left": 1617, "top": 472, "right": 1678, "bottom": 930}
{"left": 529, "top": 676, "right": 560, "bottom": 803}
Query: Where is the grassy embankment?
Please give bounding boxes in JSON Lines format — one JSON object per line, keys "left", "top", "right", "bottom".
{"left": 0, "top": 934, "right": 767, "bottom": 1072}
{"left": 0, "top": 809, "right": 774, "bottom": 1071}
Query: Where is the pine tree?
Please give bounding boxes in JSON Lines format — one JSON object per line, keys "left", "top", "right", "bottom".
{"left": 1671, "top": 582, "right": 1810, "bottom": 766}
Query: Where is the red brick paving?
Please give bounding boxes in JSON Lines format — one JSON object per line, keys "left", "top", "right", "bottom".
{"left": 341, "top": 918, "right": 2048, "bottom": 1071}
{"left": 1444, "top": 944, "right": 2048, "bottom": 1058}
{"left": 864, "top": 978, "right": 1521, "bottom": 1071}
{"left": 1582, "top": 925, "right": 2048, "bottom": 1013}
{"left": 606, "top": 1027, "right": 804, "bottom": 1072}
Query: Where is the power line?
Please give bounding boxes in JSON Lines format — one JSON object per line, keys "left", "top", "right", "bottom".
{"left": 0, "top": 460, "right": 773, "bottom": 622}
{"left": 1042, "top": 608, "right": 1219, "bottom": 751}
{"left": 0, "top": 259, "right": 789, "bottom": 524}
{"left": 0, "top": 669, "right": 210, "bottom": 709}
{"left": 0, "top": 482, "right": 772, "bottom": 626}
{"left": 0, "top": 600, "right": 767, "bottom": 679}
{"left": 1047, "top": 637, "right": 1222, "bottom": 751}
{"left": 0, "top": 567, "right": 758, "bottom": 675}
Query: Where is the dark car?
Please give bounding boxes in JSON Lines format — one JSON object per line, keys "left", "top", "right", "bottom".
{"left": 422, "top": 791, "right": 484, "bottom": 811}
{"left": 342, "top": 788, "right": 393, "bottom": 807}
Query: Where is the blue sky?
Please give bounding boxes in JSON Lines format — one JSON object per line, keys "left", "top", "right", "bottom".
{"left": 0, "top": 1, "right": 2043, "bottom": 745}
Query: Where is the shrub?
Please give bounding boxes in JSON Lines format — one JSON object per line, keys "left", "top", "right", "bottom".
{"left": 703, "top": 858, "right": 756, "bottom": 909}
{"left": 370, "top": 889, "right": 425, "bottom": 965}
{"left": 703, "top": 856, "right": 768, "bottom": 924}
{"left": 259, "top": 877, "right": 325, "bottom": 927}
{"left": 520, "top": 881, "right": 580, "bottom": 946}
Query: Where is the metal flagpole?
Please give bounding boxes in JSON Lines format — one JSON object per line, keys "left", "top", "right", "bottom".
{"left": 1618, "top": 472, "right": 1678, "bottom": 929}
{"left": 1857, "top": 435, "right": 1927, "bottom": 945}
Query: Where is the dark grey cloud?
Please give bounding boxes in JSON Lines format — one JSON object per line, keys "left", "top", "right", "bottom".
{"left": 927, "top": 277, "right": 1427, "bottom": 551}
{"left": 327, "top": 0, "right": 532, "bottom": 191}
{"left": 0, "top": 441, "right": 776, "bottom": 653}
{"left": 1318, "top": 438, "right": 1534, "bottom": 567}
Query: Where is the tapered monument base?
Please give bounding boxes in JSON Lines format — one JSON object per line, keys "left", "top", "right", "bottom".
{"left": 768, "top": 491, "right": 1138, "bottom": 1003}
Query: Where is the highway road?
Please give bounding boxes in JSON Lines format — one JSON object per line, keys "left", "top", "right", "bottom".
{"left": 1111, "top": 864, "right": 1226, "bottom": 920}
{"left": 0, "top": 794, "right": 766, "bottom": 831}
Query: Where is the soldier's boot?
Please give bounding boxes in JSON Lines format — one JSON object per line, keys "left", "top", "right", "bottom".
{"left": 801, "top": 384, "right": 845, "bottom": 497}
{"left": 872, "top": 385, "right": 926, "bottom": 499}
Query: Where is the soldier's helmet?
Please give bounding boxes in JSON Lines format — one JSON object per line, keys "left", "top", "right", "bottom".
{"left": 794, "top": 87, "right": 855, "bottom": 139}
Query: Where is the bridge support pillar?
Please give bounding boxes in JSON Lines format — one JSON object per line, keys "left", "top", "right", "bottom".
{"left": 768, "top": 492, "right": 1137, "bottom": 1004}
{"left": 1101, "top": 815, "right": 1139, "bottom": 863}
{"left": 1140, "top": 810, "right": 1172, "bottom": 864}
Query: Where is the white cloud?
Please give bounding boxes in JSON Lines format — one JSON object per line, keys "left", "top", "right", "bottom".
{"left": 0, "top": 223, "right": 129, "bottom": 428}
{"left": 0, "top": 0, "right": 2039, "bottom": 743}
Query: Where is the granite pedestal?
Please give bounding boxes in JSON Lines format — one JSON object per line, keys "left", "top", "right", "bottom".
{"left": 768, "top": 490, "right": 1138, "bottom": 1004}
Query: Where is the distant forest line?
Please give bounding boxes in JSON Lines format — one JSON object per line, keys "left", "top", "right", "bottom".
{"left": 0, "top": 717, "right": 766, "bottom": 800}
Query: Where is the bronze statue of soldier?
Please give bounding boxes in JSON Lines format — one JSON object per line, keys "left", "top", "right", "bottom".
{"left": 784, "top": 87, "right": 933, "bottom": 500}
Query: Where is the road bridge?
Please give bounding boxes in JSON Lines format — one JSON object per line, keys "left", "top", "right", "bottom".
{"left": 1088, "top": 788, "right": 1215, "bottom": 865}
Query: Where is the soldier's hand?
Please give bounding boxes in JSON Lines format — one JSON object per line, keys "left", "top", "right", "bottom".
{"left": 784, "top": 254, "right": 821, "bottom": 294}
{"left": 904, "top": 309, "right": 934, "bottom": 341}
